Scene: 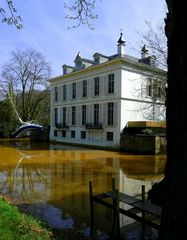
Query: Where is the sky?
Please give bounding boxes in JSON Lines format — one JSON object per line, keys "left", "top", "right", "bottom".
{"left": 0, "top": 0, "right": 167, "bottom": 78}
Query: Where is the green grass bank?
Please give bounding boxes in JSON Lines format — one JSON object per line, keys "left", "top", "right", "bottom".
{"left": 0, "top": 197, "right": 55, "bottom": 240}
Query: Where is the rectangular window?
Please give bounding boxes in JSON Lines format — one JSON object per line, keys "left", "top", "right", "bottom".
{"left": 146, "top": 82, "right": 152, "bottom": 97}
{"left": 106, "top": 132, "right": 113, "bottom": 141}
{"left": 71, "top": 130, "right": 76, "bottom": 138}
{"left": 146, "top": 79, "right": 161, "bottom": 99}
{"left": 82, "top": 105, "right": 87, "bottom": 125}
{"left": 153, "top": 82, "right": 162, "bottom": 100}
{"left": 108, "top": 74, "right": 114, "bottom": 93}
{"left": 81, "top": 131, "right": 86, "bottom": 139}
{"left": 63, "top": 107, "right": 66, "bottom": 125}
{"left": 94, "top": 104, "right": 99, "bottom": 125}
{"left": 146, "top": 79, "right": 157, "bottom": 98}
{"left": 157, "top": 86, "right": 161, "bottom": 99}
{"left": 108, "top": 102, "right": 114, "bottom": 125}
{"left": 54, "top": 130, "right": 57, "bottom": 137}
{"left": 82, "top": 80, "right": 87, "bottom": 97}
{"left": 72, "top": 82, "right": 76, "bottom": 99}
{"left": 54, "top": 87, "right": 58, "bottom": 101}
{"left": 72, "top": 106, "right": 76, "bottom": 125}
{"left": 94, "top": 77, "right": 99, "bottom": 95}
{"left": 62, "top": 130, "right": 66, "bottom": 138}
{"left": 54, "top": 108, "right": 58, "bottom": 124}
{"left": 63, "top": 85, "right": 67, "bottom": 100}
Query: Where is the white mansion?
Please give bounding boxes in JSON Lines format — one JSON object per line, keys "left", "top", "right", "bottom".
{"left": 49, "top": 33, "right": 166, "bottom": 149}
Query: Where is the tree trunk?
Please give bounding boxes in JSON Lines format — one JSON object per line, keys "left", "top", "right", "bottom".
{"left": 159, "top": 1, "right": 187, "bottom": 239}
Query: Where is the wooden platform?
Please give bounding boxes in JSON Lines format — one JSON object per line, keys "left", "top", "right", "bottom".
{"left": 89, "top": 179, "right": 162, "bottom": 239}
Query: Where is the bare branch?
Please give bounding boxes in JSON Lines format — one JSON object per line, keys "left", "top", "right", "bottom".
{"left": 64, "top": 0, "right": 99, "bottom": 30}
{"left": 0, "top": 0, "right": 23, "bottom": 29}
{"left": 137, "top": 20, "right": 167, "bottom": 69}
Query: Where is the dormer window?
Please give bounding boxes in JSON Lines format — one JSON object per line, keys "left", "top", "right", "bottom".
{"left": 93, "top": 53, "right": 109, "bottom": 64}
{"left": 95, "top": 57, "right": 100, "bottom": 64}
{"left": 76, "top": 60, "right": 81, "bottom": 67}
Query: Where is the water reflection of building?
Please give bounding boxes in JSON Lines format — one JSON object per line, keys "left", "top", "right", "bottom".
{"left": 0, "top": 141, "right": 166, "bottom": 237}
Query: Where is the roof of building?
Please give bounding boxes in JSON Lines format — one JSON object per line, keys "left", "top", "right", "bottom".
{"left": 50, "top": 33, "right": 167, "bottom": 81}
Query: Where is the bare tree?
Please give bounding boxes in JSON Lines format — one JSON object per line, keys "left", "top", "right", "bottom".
{"left": 139, "top": 21, "right": 167, "bottom": 69}
{"left": 1, "top": 48, "right": 51, "bottom": 123}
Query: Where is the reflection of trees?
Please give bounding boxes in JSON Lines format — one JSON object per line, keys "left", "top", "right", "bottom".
{"left": 4, "top": 150, "right": 49, "bottom": 202}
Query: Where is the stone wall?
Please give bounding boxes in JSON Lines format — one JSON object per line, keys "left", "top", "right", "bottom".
{"left": 120, "top": 134, "right": 166, "bottom": 154}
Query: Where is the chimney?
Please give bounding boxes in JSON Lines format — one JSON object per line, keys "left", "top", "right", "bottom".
{"left": 141, "top": 45, "right": 148, "bottom": 59}
{"left": 117, "top": 32, "right": 125, "bottom": 56}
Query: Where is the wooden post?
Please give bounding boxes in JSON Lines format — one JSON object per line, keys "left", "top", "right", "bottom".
{"left": 112, "top": 178, "right": 115, "bottom": 191}
{"left": 142, "top": 185, "right": 145, "bottom": 202}
{"left": 141, "top": 185, "right": 145, "bottom": 239}
{"left": 111, "top": 178, "right": 120, "bottom": 239}
{"left": 113, "top": 189, "right": 120, "bottom": 239}
{"left": 89, "top": 181, "right": 94, "bottom": 239}
{"left": 112, "top": 178, "right": 116, "bottom": 234}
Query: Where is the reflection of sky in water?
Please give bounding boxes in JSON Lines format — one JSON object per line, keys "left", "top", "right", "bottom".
{"left": 0, "top": 140, "right": 166, "bottom": 239}
{"left": 22, "top": 203, "right": 74, "bottom": 229}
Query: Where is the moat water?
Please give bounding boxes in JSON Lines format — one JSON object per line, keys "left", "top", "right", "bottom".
{"left": 0, "top": 139, "right": 166, "bottom": 239}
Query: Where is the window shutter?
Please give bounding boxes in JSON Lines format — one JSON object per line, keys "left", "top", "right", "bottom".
{"left": 90, "top": 104, "right": 94, "bottom": 124}
{"left": 104, "top": 75, "right": 108, "bottom": 95}
{"left": 67, "top": 107, "right": 71, "bottom": 125}
{"left": 87, "top": 105, "right": 91, "bottom": 123}
{"left": 77, "top": 81, "right": 82, "bottom": 99}
{"left": 114, "top": 102, "right": 118, "bottom": 126}
{"left": 103, "top": 103, "right": 107, "bottom": 126}
{"left": 87, "top": 79, "right": 90, "bottom": 98}
{"left": 68, "top": 83, "right": 72, "bottom": 100}
{"left": 100, "top": 75, "right": 104, "bottom": 96}
{"left": 51, "top": 88, "right": 55, "bottom": 103}
{"left": 58, "top": 86, "right": 62, "bottom": 101}
{"left": 59, "top": 107, "right": 63, "bottom": 123}
{"left": 77, "top": 105, "right": 81, "bottom": 126}
{"left": 99, "top": 104, "right": 103, "bottom": 124}
{"left": 51, "top": 108, "right": 54, "bottom": 126}
{"left": 90, "top": 78, "right": 94, "bottom": 97}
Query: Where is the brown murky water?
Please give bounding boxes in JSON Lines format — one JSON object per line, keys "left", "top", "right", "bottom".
{"left": 0, "top": 139, "right": 166, "bottom": 239}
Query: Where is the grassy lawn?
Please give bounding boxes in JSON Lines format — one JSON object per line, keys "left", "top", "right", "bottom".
{"left": 0, "top": 198, "right": 56, "bottom": 240}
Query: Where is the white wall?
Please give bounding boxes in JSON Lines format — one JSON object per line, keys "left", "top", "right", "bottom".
{"left": 121, "top": 69, "right": 144, "bottom": 100}
{"left": 120, "top": 99, "right": 148, "bottom": 131}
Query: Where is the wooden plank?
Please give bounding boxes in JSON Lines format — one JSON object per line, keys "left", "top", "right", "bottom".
{"left": 91, "top": 196, "right": 161, "bottom": 230}
{"left": 94, "top": 193, "right": 111, "bottom": 200}
{"left": 95, "top": 190, "right": 162, "bottom": 217}
{"left": 119, "top": 207, "right": 160, "bottom": 230}
{"left": 92, "top": 196, "right": 114, "bottom": 210}
{"left": 105, "top": 191, "right": 140, "bottom": 205}
{"left": 132, "top": 200, "right": 162, "bottom": 216}
{"left": 90, "top": 178, "right": 162, "bottom": 232}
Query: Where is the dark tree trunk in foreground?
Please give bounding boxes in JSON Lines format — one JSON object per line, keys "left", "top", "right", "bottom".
{"left": 159, "top": 1, "right": 187, "bottom": 239}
